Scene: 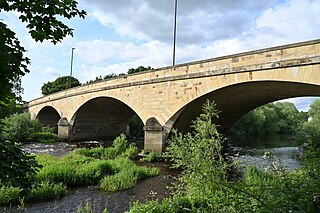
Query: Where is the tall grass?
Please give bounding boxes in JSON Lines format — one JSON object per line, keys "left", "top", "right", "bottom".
{"left": 74, "top": 134, "right": 138, "bottom": 160}
{"left": 0, "top": 185, "right": 22, "bottom": 206}
{"left": 35, "top": 154, "right": 113, "bottom": 187}
{"left": 100, "top": 158, "right": 159, "bottom": 191}
{"left": 28, "top": 181, "right": 67, "bottom": 202}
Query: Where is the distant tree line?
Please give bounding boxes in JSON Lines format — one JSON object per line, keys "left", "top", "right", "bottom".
{"left": 41, "top": 66, "right": 153, "bottom": 96}
{"left": 230, "top": 102, "right": 308, "bottom": 135}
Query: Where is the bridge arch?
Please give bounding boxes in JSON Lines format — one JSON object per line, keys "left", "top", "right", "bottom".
{"left": 69, "top": 96, "right": 140, "bottom": 141}
{"left": 36, "top": 106, "right": 61, "bottom": 133}
{"left": 165, "top": 80, "right": 320, "bottom": 139}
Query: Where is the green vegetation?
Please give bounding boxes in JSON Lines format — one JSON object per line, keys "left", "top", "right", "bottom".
{"left": 0, "top": 0, "right": 86, "bottom": 207}
{"left": 77, "top": 202, "right": 109, "bottom": 213}
{"left": 100, "top": 158, "right": 159, "bottom": 191}
{"left": 0, "top": 135, "right": 159, "bottom": 207}
{"left": 75, "top": 134, "right": 139, "bottom": 159}
{"left": 1, "top": 112, "right": 60, "bottom": 143}
{"left": 231, "top": 102, "right": 307, "bottom": 135}
{"left": 128, "top": 100, "right": 320, "bottom": 212}
{"left": 35, "top": 154, "right": 113, "bottom": 187}
{"left": 84, "top": 66, "right": 154, "bottom": 85}
{"left": 41, "top": 76, "right": 81, "bottom": 95}
{"left": 0, "top": 0, "right": 85, "bottom": 117}
{"left": 140, "top": 151, "right": 165, "bottom": 162}
{"left": 0, "top": 138, "right": 41, "bottom": 193}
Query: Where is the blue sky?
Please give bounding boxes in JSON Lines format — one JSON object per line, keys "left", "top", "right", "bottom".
{"left": 1, "top": 0, "right": 319, "bottom": 111}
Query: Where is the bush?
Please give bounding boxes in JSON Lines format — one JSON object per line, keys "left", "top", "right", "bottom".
{"left": 28, "top": 181, "right": 67, "bottom": 202}
{"left": 32, "top": 132, "right": 60, "bottom": 143}
{"left": 100, "top": 158, "right": 159, "bottom": 191}
{"left": 0, "top": 185, "right": 22, "bottom": 206}
{"left": 140, "top": 151, "right": 164, "bottom": 162}
{"left": 0, "top": 113, "right": 60, "bottom": 144}
{"left": 74, "top": 134, "right": 138, "bottom": 159}
{"left": 0, "top": 137, "right": 41, "bottom": 192}
{"left": 1, "top": 113, "right": 42, "bottom": 143}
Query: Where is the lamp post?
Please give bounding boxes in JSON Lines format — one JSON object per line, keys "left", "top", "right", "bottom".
{"left": 172, "top": 0, "right": 178, "bottom": 66}
{"left": 70, "top": 47, "right": 75, "bottom": 88}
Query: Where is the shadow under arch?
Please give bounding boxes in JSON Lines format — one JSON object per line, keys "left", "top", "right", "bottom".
{"left": 69, "top": 97, "right": 140, "bottom": 141}
{"left": 165, "top": 81, "right": 320, "bottom": 138}
{"left": 36, "top": 106, "right": 61, "bottom": 133}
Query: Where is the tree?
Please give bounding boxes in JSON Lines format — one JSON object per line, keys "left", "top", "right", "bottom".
{"left": 0, "top": 0, "right": 86, "bottom": 192}
{"left": 298, "top": 99, "right": 320, "bottom": 145}
{"left": 231, "top": 102, "right": 306, "bottom": 135}
{"left": 127, "top": 66, "right": 153, "bottom": 74}
{"left": 0, "top": 0, "right": 86, "bottom": 109}
{"left": 41, "top": 76, "right": 81, "bottom": 95}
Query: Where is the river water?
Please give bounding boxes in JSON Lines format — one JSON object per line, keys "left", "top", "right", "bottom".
{"left": 228, "top": 134, "right": 302, "bottom": 171}
{"left": 2, "top": 135, "right": 302, "bottom": 212}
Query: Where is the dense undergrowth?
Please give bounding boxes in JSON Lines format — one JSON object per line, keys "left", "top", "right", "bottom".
{"left": 0, "top": 134, "right": 159, "bottom": 207}
{"left": 129, "top": 101, "right": 320, "bottom": 213}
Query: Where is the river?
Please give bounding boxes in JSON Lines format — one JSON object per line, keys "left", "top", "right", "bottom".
{"left": 2, "top": 135, "right": 302, "bottom": 212}
{"left": 228, "top": 134, "right": 302, "bottom": 171}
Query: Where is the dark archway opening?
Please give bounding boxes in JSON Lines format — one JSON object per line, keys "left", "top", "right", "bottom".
{"left": 71, "top": 97, "right": 141, "bottom": 142}
{"left": 36, "top": 106, "right": 61, "bottom": 133}
{"left": 169, "top": 81, "right": 320, "bottom": 137}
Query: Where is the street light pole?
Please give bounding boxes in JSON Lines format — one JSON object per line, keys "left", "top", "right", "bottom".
{"left": 173, "top": 0, "right": 178, "bottom": 66}
{"left": 70, "top": 47, "right": 75, "bottom": 88}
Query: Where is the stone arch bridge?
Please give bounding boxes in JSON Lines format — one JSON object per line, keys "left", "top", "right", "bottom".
{"left": 27, "top": 39, "right": 320, "bottom": 152}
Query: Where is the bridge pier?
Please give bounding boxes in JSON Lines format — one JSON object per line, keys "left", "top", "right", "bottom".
{"left": 57, "top": 117, "right": 70, "bottom": 139}
{"left": 144, "top": 118, "right": 165, "bottom": 152}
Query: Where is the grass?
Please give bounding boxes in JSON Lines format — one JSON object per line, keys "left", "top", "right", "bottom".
{"left": 32, "top": 132, "right": 60, "bottom": 143}
{"left": 0, "top": 134, "right": 160, "bottom": 207}
{"left": 0, "top": 185, "right": 22, "bottom": 206}
{"left": 35, "top": 154, "right": 113, "bottom": 187}
{"left": 28, "top": 181, "right": 67, "bottom": 202}
{"left": 140, "top": 151, "right": 164, "bottom": 162}
{"left": 100, "top": 158, "right": 159, "bottom": 191}
{"left": 74, "top": 134, "right": 139, "bottom": 160}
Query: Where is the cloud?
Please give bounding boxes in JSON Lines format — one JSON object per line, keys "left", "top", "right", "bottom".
{"left": 84, "top": 0, "right": 277, "bottom": 45}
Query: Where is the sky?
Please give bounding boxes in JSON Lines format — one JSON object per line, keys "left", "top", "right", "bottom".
{"left": 1, "top": 0, "right": 320, "bottom": 111}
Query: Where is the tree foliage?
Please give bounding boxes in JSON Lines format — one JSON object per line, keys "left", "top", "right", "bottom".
{"left": 1, "top": 113, "right": 42, "bottom": 143}
{"left": 0, "top": 0, "right": 86, "bottom": 110}
{"left": 231, "top": 102, "right": 306, "bottom": 135}
{"left": 0, "top": 0, "right": 86, "bottom": 44}
{"left": 41, "top": 76, "right": 81, "bottom": 95}
{"left": 84, "top": 66, "right": 153, "bottom": 85}
{"left": 0, "top": 0, "right": 86, "bottom": 192}
{"left": 296, "top": 99, "right": 320, "bottom": 145}
{"left": 0, "top": 137, "right": 41, "bottom": 192}
{"left": 0, "top": 21, "right": 29, "bottom": 107}
{"left": 127, "top": 66, "right": 153, "bottom": 74}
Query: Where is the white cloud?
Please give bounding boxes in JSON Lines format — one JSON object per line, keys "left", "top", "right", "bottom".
{"left": 85, "top": 0, "right": 277, "bottom": 45}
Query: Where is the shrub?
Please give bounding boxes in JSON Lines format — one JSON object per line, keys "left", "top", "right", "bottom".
{"left": 74, "top": 134, "right": 139, "bottom": 159}
{"left": 122, "top": 143, "right": 139, "bottom": 159}
{"left": 0, "top": 185, "right": 22, "bottom": 206}
{"left": 28, "top": 181, "right": 67, "bottom": 202}
{"left": 140, "top": 151, "right": 164, "bottom": 162}
{"left": 0, "top": 137, "right": 41, "bottom": 192}
{"left": 32, "top": 132, "right": 60, "bottom": 143}
{"left": 1, "top": 113, "right": 42, "bottom": 143}
{"left": 100, "top": 158, "right": 159, "bottom": 191}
